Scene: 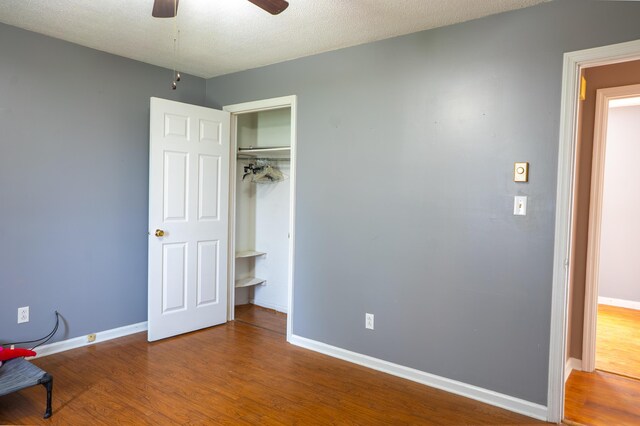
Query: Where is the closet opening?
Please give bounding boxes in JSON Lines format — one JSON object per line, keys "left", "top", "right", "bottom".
{"left": 224, "top": 96, "right": 297, "bottom": 340}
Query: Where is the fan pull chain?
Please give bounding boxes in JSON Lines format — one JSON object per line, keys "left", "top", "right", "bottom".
{"left": 171, "top": 35, "right": 177, "bottom": 90}
{"left": 176, "top": 30, "right": 181, "bottom": 82}
{"left": 171, "top": 0, "right": 179, "bottom": 90}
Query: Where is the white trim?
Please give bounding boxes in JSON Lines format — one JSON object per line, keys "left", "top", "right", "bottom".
{"left": 583, "top": 84, "right": 640, "bottom": 372}
{"left": 223, "top": 95, "right": 297, "bottom": 342}
{"left": 548, "top": 46, "right": 580, "bottom": 425}
{"left": 223, "top": 96, "right": 296, "bottom": 114}
{"left": 290, "top": 334, "right": 547, "bottom": 421}
{"left": 598, "top": 296, "right": 640, "bottom": 311}
{"left": 549, "top": 38, "right": 640, "bottom": 423}
{"left": 582, "top": 87, "right": 609, "bottom": 373}
{"left": 564, "top": 358, "right": 582, "bottom": 383}
{"left": 286, "top": 98, "right": 297, "bottom": 343}
{"left": 32, "top": 322, "right": 148, "bottom": 359}
{"left": 226, "top": 113, "right": 238, "bottom": 322}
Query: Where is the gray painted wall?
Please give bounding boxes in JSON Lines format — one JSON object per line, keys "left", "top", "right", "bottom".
{"left": 205, "top": 0, "right": 640, "bottom": 405}
{"left": 0, "top": 23, "right": 205, "bottom": 344}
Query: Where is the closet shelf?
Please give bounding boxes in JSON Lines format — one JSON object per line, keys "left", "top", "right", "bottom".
{"left": 238, "top": 146, "right": 290, "bottom": 158}
{"left": 235, "top": 250, "right": 266, "bottom": 259}
{"left": 235, "top": 277, "right": 266, "bottom": 288}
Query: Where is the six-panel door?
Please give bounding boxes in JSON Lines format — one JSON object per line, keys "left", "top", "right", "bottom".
{"left": 148, "top": 97, "right": 230, "bottom": 341}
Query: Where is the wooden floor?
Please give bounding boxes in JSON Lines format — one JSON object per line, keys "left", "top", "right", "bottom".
{"left": 0, "top": 321, "right": 546, "bottom": 425}
{"left": 235, "top": 304, "right": 287, "bottom": 335}
{"left": 596, "top": 304, "right": 640, "bottom": 379}
{"left": 565, "top": 370, "right": 640, "bottom": 425}
{"left": 564, "top": 304, "right": 640, "bottom": 425}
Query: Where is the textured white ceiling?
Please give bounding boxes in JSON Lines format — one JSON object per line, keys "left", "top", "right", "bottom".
{"left": 0, "top": 0, "right": 546, "bottom": 78}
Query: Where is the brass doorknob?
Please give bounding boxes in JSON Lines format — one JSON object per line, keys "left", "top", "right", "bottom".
{"left": 155, "top": 229, "right": 165, "bottom": 237}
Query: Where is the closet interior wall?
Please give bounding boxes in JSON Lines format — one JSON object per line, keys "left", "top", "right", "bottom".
{"left": 234, "top": 108, "right": 291, "bottom": 313}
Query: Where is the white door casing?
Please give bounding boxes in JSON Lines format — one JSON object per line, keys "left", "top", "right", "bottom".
{"left": 550, "top": 39, "right": 640, "bottom": 423}
{"left": 223, "top": 95, "right": 297, "bottom": 342}
{"left": 148, "top": 97, "right": 230, "bottom": 342}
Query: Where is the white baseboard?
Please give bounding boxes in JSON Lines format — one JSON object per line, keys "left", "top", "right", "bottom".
{"left": 250, "top": 299, "right": 288, "bottom": 314}
{"left": 598, "top": 296, "right": 640, "bottom": 311}
{"left": 565, "top": 357, "right": 582, "bottom": 382}
{"left": 33, "top": 321, "right": 148, "bottom": 359}
{"left": 289, "top": 334, "right": 548, "bottom": 421}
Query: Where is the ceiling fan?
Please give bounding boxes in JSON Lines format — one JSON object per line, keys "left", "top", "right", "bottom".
{"left": 152, "top": 0, "right": 289, "bottom": 17}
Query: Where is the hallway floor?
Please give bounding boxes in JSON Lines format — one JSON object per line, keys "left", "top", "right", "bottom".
{"left": 565, "top": 369, "right": 640, "bottom": 425}
{"left": 564, "top": 304, "right": 640, "bottom": 425}
{"left": 596, "top": 304, "right": 640, "bottom": 379}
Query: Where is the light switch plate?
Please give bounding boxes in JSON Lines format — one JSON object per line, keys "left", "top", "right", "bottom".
{"left": 514, "top": 162, "right": 529, "bottom": 182}
{"left": 514, "top": 196, "right": 527, "bottom": 216}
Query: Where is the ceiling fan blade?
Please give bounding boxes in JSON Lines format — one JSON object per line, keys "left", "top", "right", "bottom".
{"left": 247, "top": 0, "right": 289, "bottom": 15}
{"left": 152, "top": 0, "right": 179, "bottom": 18}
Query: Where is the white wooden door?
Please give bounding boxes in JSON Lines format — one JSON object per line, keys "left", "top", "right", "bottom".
{"left": 148, "top": 97, "right": 230, "bottom": 342}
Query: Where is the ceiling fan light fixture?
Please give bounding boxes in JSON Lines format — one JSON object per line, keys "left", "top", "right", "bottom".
{"left": 151, "top": 0, "right": 288, "bottom": 91}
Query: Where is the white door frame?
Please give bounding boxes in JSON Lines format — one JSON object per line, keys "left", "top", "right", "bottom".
{"left": 582, "top": 83, "right": 640, "bottom": 372}
{"left": 223, "top": 95, "right": 297, "bottom": 342}
{"left": 548, "top": 39, "right": 640, "bottom": 423}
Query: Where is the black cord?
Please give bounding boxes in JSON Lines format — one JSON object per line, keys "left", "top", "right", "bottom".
{"left": 31, "top": 313, "right": 60, "bottom": 350}
{"left": 2, "top": 311, "right": 61, "bottom": 350}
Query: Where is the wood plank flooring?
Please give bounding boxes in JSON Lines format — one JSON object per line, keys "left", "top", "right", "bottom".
{"left": 565, "top": 370, "right": 640, "bottom": 425}
{"left": 0, "top": 321, "right": 546, "bottom": 425}
{"left": 564, "top": 304, "right": 640, "bottom": 425}
{"left": 596, "top": 304, "right": 640, "bottom": 379}
{"left": 235, "top": 304, "right": 287, "bottom": 335}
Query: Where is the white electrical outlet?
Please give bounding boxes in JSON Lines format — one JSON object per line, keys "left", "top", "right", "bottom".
{"left": 18, "top": 306, "right": 29, "bottom": 324}
{"left": 365, "top": 313, "right": 374, "bottom": 330}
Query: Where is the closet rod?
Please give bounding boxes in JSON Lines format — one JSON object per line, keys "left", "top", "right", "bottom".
{"left": 237, "top": 156, "right": 290, "bottom": 162}
{"left": 238, "top": 146, "right": 289, "bottom": 151}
